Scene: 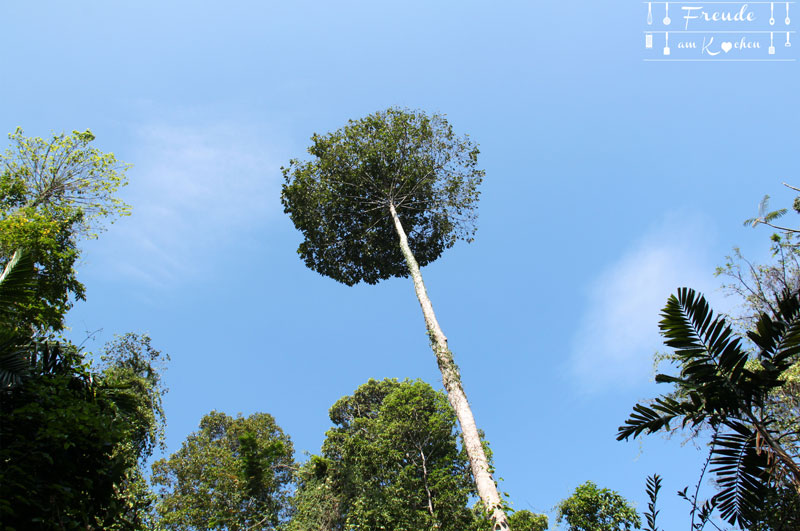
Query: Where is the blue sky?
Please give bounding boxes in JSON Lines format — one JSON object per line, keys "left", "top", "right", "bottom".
{"left": 2, "top": 1, "right": 798, "bottom": 528}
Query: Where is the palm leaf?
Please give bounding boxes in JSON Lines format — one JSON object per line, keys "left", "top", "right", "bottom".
{"left": 643, "top": 474, "right": 661, "bottom": 531}
{"left": 744, "top": 195, "right": 788, "bottom": 227}
{"left": 0, "top": 250, "right": 37, "bottom": 387}
{"left": 710, "top": 421, "right": 769, "bottom": 527}
{"left": 0, "top": 328, "right": 31, "bottom": 388}
{"left": 749, "top": 289, "right": 800, "bottom": 373}
{"left": 622, "top": 287, "right": 800, "bottom": 525}
{"left": 0, "top": 249, "right": 36, "bottom": 324}
{"left": 659, "top": 288, "right": 749, "bottom": 412}
{"left": 617, "top": 397, "right": 698, "bottom": 440}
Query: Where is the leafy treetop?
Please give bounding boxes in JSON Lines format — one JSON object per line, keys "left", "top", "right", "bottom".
{"left": 281, "top": 108, "right": 483, "bottom": 286}
{"left": 0, "top": 128, "right": 131, "bottom": 330}
{"left": 1, "top": 127, "right": 131, "bottom": 235}
{"left": 556, "top": 481, "right": 641, "bottom": 531}
{"left": 151, "top": 410, "right": 295, "bottom": 531}
{"left": 291, "top": 378, "right": 480, "bottom": 531}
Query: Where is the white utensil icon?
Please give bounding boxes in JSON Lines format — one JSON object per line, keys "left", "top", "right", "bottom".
{"left": 664, "top": 32, "right": 671, "bottom": 55}
{"left": 647, "top": 2, "right": 653, "bottom": 24}
{"left": 645, "top": 33, "right": 653, "bottom": 48}
{"left": 786, "top": 2, "right": 791, "bottom": 24}
{"left": 786, "top": 32, "right": 792, "bottom": 47}
{"left": 771, "top": 3, "right": 776, "bottom": 25}
{"left": 663, "top": 2, "right": 671, "bottom": 25}
{"left": 770, "top": 31, "right": 776, "bottom": 54}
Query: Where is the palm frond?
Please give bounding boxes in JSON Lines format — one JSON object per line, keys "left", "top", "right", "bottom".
{"left": 643, "top": 474, "right": 661, "bottom": 531}
{"left": 0, "top": 250, "right": 37, "bottom": 388}
{"left": 0, "top": 328, "right": 31, "bottom": 388}
{"left": 617, "top": 397, "right": 698, "bottom": 440}
{"left": 749, "top": 289, "right": 800, "bottom": 373}
{"left": 622, "top": 286, "right": 800, "bottom": 526}
{"left": 662, "top": 288, "right": 745, "bottom": 370}
{"left": 744, "top": 195, "right": 788, "bottom": 228}
{"left": 658, "top": 288, "right": 750, "bottom": 413}
{"left": 0, "top": 249, "right": 36, "bottom": 323}
{"left": 710, "top": 421, "right": 769, "bottom": 527}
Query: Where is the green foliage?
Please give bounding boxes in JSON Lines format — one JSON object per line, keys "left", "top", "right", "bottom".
{"left": 745, "top": 484, "right": 800, "bottom": 531}
{"left": 744, "top": 194, "right": 789, "bottom": 229}
{"left": 716, "top": 235, "right": 800, "bottom": 485}
{"left": 716, "top": 234, "right": 800, "bottom": 335}
{"left": 151, "top": 410, "right": 295, "bottom": 531}
{"left": 98, "top": 333, "right": 170, "bottom": 461}
{"left": 290, "top": 379, "right": 481, "bottom": 531}
{"left": 0, "top": 344, "right": 117, "bottom": 529}
{"left": 0, "top": 128, "right": 130, "bottom": 330}
{"left": 618, "top": 287, "right": 800, "bottom": 527}
{"left": 725, "top": 193, "right": 800, "bottom": 529}
{"left": 507, "top": 509, "right": 549, "bottom": 531}
{"left": 0, "top": 249, "right": 37, "bottom": 387}
{"left": 96, "top": 333, "right": 170, "bottom": 530}
{"left": 281, "top": 107, "right": 483, "bottom": 286}
{"left": 0, "top": 334, "right": 166, "bottom": 530}
{"left": 642, "top": 474, "right": 661, "bottom": 531}
{"left": 1, "top": 128, "right": 131, "bottom": 231}
{"left": 556, "top": 481, "right": 641, "bottom": 531}
{"left": 0, "top": 249, "right": 36, "bottom": 323}
{"left": 0, "top": 129, "right": 159, "bottom": 529}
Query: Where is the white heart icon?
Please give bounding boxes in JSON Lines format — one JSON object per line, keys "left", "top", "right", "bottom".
{"left": 721, "top": 41, "right": 733, "bottom": 53}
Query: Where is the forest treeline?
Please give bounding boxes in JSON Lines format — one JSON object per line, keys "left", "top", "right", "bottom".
{"left": 1, "top": 121, "right": 799, "bottom": 530}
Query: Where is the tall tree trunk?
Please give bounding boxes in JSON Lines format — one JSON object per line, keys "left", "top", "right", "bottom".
{"left": 389, "top": 202, "right": 510, "bottom": 531}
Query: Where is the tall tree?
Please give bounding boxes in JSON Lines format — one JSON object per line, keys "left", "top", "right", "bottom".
{"left": 281, "top": 108, "right": 509, "bottom": 529}
{"left": 0, "top": 130, "right": 161, "bottom": 529}
{"left": 290, "top": 378, "right": 489, "bottom": 531}
{"left": 151, "top": 411, "right": 295, "bottom": 531}
{"left": 0, "top": 128, "right": 130, "bottom": 330}
{"left": 717, "top": 188, "right": 800, "bottom": 529}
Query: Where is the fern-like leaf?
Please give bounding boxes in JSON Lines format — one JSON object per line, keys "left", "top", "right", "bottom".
{"left": 0, "top": 249, "right": 36, "bottom": 324}
{"left": 643, "top": 474, "right": 661, "bottom": 531}
{"left": 710, "top": 421, "right": 769, "bottom": 528}
{"left": 617, "top": 397, "right": 698, "bottom": 441}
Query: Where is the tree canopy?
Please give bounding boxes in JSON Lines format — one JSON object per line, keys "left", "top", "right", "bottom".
{"left": 281, "top": 107, "right": 482, "bottom": 286}
{"left": 0, "top": 128, "right": 130, "bottom": 330}
{"left": 151, "top": 410, "right": 295, "bottom": 531}
{"left": 0, "top": 129, "right": 165, "bottom": 530}
{"left": 0, "top": 334, "right": 168, "bottom": 530}
{"left": 556, "top": 481, "right": 641, "bottom": 531}
{"left": 291, "top": 379, "right": 484, "bottom": 531}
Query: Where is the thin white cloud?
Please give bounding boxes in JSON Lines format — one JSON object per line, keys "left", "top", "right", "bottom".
{"left": 569, "top": 212, "right": 726, "bottom": 393}
{"left": 91, "top": 121, "right": 285, "bottom": 287}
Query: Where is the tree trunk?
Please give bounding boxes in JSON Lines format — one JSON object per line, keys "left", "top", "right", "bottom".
{"left": 388, "top": 202, "right": 510, "bottom": 531}
{"left": 748, "top": 412, "right": 800, "bottom": 493}
{"left": 419, "top": 446, "right": 441, "bottom": 530}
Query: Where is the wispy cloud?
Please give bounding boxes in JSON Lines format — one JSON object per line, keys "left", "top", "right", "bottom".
{"left": 91, "top": 121, "right": 286, "bottom": 288}
{"left": 569, "top": 212, "right": 727, "bottom": 393}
